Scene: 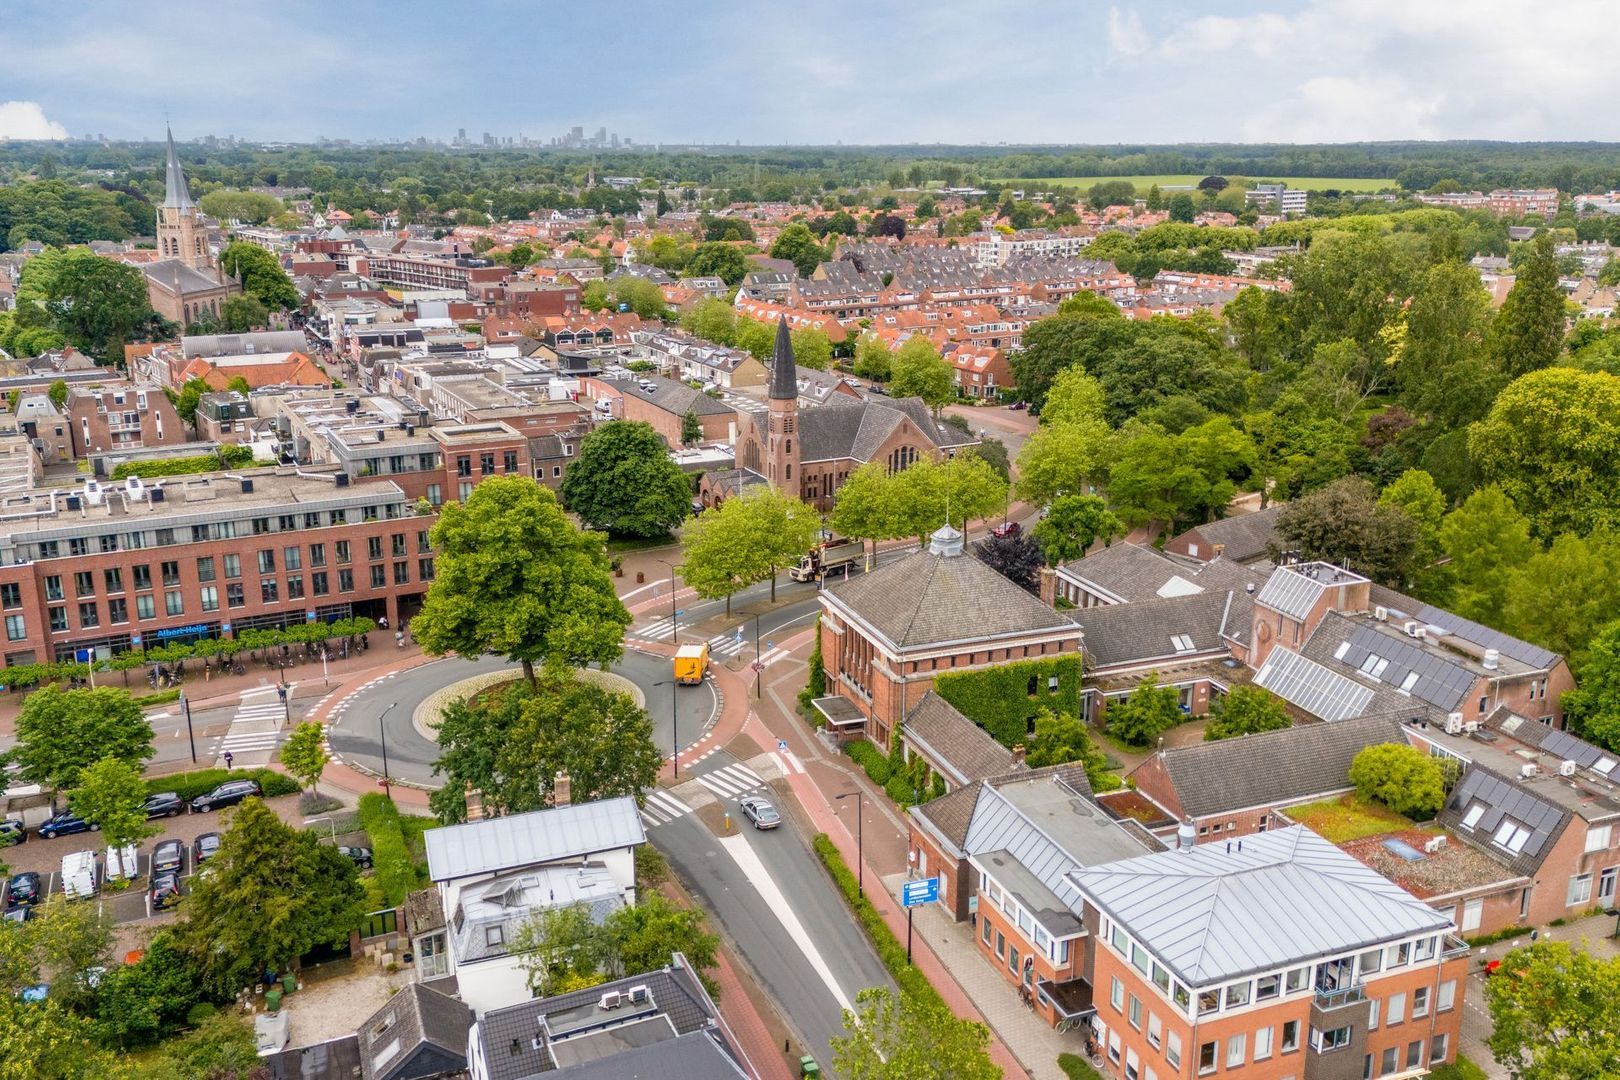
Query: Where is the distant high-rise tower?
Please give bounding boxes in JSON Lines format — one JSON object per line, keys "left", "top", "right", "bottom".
{"left": 766, "top": 318, "right": 800, "bottom": 492}
{"left": 156, "top": 127, "right": 210, "bottom": 272}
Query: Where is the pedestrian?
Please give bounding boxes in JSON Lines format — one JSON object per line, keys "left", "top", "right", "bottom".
{"left": 223, "top": 750, "right": 234, "bottom": 771}
{"left": 378, "top": 615, "right": 388, "bottom": 630}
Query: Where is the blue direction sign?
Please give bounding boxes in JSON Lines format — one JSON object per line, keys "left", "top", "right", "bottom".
{"left": 901, "top": 877, "right": 939, "bottom": 908}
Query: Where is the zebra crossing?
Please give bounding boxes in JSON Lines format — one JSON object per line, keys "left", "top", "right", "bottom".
{"left": 637, "top": 762, "right": 769, "bottom": 829}
{"left": 215, "top": 687, "right": 286, "bottom": 765}
{"left": 629, "top": 619, "right": 792, "bottom": 667}
{"left": 639, "top": 788, "right": 693, "bottom": 828}
{"left": 693, "top": 761, "right": 766, "bottom": 800}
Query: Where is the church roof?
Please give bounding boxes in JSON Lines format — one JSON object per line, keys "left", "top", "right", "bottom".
{"left": 141, "top": 259, "right": 226, "bottom": 296}
{"left": 769, "top": 316, "right": 797, "bottom": 400}
{"left": 792, "top": 395, "right": 973, "bottom": 464}
{"left": 162, "top": 127, "right": 195, "bottom": 211}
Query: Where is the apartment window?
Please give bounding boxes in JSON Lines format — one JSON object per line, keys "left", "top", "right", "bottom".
{"left": 257, "top": 550, "right": 275, "bottom": 574}
{"left": 503, "top": 450, "right": 518, "bottom": 472}
{"left": 480, "top": 452, "right": 495, "bottom": 475}
{"left": 361, "top": 504, "right": 378, "bottom": 522}
{"left": 1414, "top": 936, "right": 1436, "bottom": 962}
{"left": 1281, "top": 1020, "right": 1300, "bottom": 1053}
{"left": 1226, "top": 1034, "right": 1246, "bottom": 1069}
{"left": 1130, "top": 942, "right": 1151, "bottom": 976}
{"left": 339, "top": 569, "right": 354, "bottom": 592}
{"left": 0, "top": 584, "right": 18, "bottom": 610}
{"left": 1311, "top": 1025, "right": 1351, "bottom": 1053}
{"left": 456, "top": 455, "right": 471, "bottom": 477}
{"left": 133, "top": 565, "right": 152, "bottom": 590}
{"left": 485, "top": 925, "right": 503, "bottom": 948}
{"left": 1108, "top": 1031, "right": 1121, "bottom": 1065}
{"left": 1387, "top": 941, "right": 1411, "bottom": 968}
{"left": 223, "top": 554, "right": 241, "bottom": 579}
{"left": 98, "top": 534, "right": 118, "bottom": 553}
{"left": 1586, "top": 825, "right": 1612, "bottom": 852}
{"left": 1369, "top": 996, "right": 1380, "bottom": 1029}
{"left": 135, "top": 595, "right": 155, "bottom": 620}
{"left": 161, "top": 561, "right": 180, "bottom": 586}
{"left": 1387, "top": 991, "right": 1406, "bottom": 1026}
{"left": 1437, "top": 980, "right": 1456, "bottom": 1012}
{"left": 1412, "top": 986, "right": 1429, "bottom": 1019}
{"left": 227, "top": 583, "right": 245, "bottom": 608}
{"left": 1197, "top": 989, "right": 1220, "bottom": 1015}
{"left": 284, "top": 546, "right": 302, "bottom": 571}
{"left": 332, "top": 509, "right": 348, "bottom": 525}
{"left": 304, "top": 512, "right": 321, "bottom": 529}
{"left": 1008, "top": 944, "right": 1020, "bottom": 976}
{"left": 459, "top": 481, "right": 473, "bottom": 501}
{"left": 252, "top": 517, "right": 270, "bottom": 535}
{"left": 4, "top": 614, "right": 25, "bottom": 641}
{"left": 277, "top": 514, "right": 297, "bottom": 532}
{"left": 165, "top": 591, "right": 184, "bottom": 616}
{"left": 994, "top": 930, "right": 1005, "bottom": 960}
{"left": 367, "top": 537, "right": 383, "bottom": 560}
{"left": 312, "top": 572, "right": 329, "bottom": 597}
{"left": 1111, "top": 977, "right": 1124, "bottom": 1012}
{"left": 310, "top": 543, "right": 326, "bottom": 567}
{"left": 1381, "top": 1047, "right": 1398, "bottom": 1076}
{"left": 1128, "top": 995, "right": 1142, "bottom": 1030}
{"left": 981, "top": 918, "right": 992, "bottom": 946}
{"left": 1198, "top": 1041, "right": 1217, "bottom": 1075}
{"left": 417, "top": 530, "right": 431, "bottom": 554}
{"left": 48, "top": 607, "right": 67, "bottom": 633}
{"left": 74, "top": 571, "right": 94, "bottom": 597}
{"left": 1124, "top": 1049, "right": 1140, "bottom": 1080}
{"left": 200, "top": 587, "right": 218, "bottom": 613}
{"left": 1285, "top": 967, "right": 1309, "bottom": 993}
{"left": 390, "top": 533, "right": 406, "bottom": 558}
{"left": 1165, "top": 1032, "right": 1181, "bottom": 1070}
{"left": 426, "top": 483, "right": 442, "bottom": 506}
{"left": 107, "top": 598, "right": 128, "bottom": 624}
{"left": 44, "top": 575, "right": 63, "bottom": 602}
{"left": 77, "top": 602, "right": 98, "bottom": 628}
{"left": 336, "top": 540, "right": 351, "bottom": 564}
{"left": 1478, "top": 695, "right": 1488, "bottom": 713}
{"left": 1256, "top": 973, "right": 1280, "bottom": 1001}
{"left": 369, "top": 565, "right": 385, "bottom": 589}
{"left": 1569, "top": 873, "right": 1593, "bottom": 906}
{"left": 287, "top": 575, "right": 305, "bottom": 600}
{"left": 1226, "top": 981, "right": 1251, "bottom": 1008}
{"left": 1147, "top": 1013, "right": 1162, "bottom": 1050}
{"left": 68, "top": 538, "right": 88, "bottom": 557}
{"left": 419, "top": 558, "right": 435, "bottom": 582}
{"left": 1151, "top": 962, "right": 1171, "bottom": 994}
{"left": 1255, "top": 1026, "right": 1273, "bottom": 1061}
{"left": 1406, "top": 1040, "right": 1423, "bottom": 1070}
{"left": 1359, "top": 948, "right": 1382, "bottom": 976}
{"left": 1431, "top": 1035, "right": 1449, "bottom": 1063}
{"left": 261, "top": 580, "right": 279, "bottom": 604}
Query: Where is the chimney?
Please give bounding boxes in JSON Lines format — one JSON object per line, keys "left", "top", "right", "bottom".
{"left": 1039, "top": 567, "right": 1057, "bottom": 607}
{"left": 464, "top": 782, "right": 486, "bottom": 822}
{"left": 1177, "top": 820, "right": 1196, "bottom": 851}
{"left": 1011, "top": 744, "right": 1026, "bottom": 767}
{"left": 1211, "top": 543, "right": 1225, "bottom": 559}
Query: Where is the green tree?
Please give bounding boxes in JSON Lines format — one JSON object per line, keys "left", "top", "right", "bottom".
{"left": 218, "top": 240, "right": 299, "bottom": 310}
{"left": 94, "top": 932, "right": 202, "bottom": 1048}
{"left": 197, "top": 190, "right": 283, "bottom": 224}
{"left": 512, "top": 902, "right": 609, "bottom": 996}
{"left": 505, "top": 242, "right": 536, "bottom": 268}
{"left": 1377, "top": 468, "right": 1447, "bottom": 568}
{"left": 681, "top": 487, "right": 821, "bottom": 608}
{"left": 1397, "top": 260, "right": 1498, "bottom": 426}
{"left": 1436, "top": 486, "right": 1537, "bottom": 624}
{"left": 279, "top": 721, "right": 329, "bottom": 793}
{"left": 561, "top": 421, "right": 692, "bottom": 539}
{"left": 1039, "top": 367, "right": 1107, "bottom": 426}
{"left": 46, "top": 379, "right": 67, "bottom": 409}
{"left": 685, "top": 241, "right": 750, "bottom": 286}
{"left": 1203, "top": 686, "right": 1291, "bottom": 741}
{"left": 972, "top": 533, "right": 1043, "bottom": 593}
{"left": 218, "top": 293, "right": 268, "bottom": 333}
{"left": 1272, "top": 476, "right": 1424, "bottom": 588}
{"left": 172, "top": 376, "right": 212, "bottom": 426}
{"left": 769, "top": 222, "right": 827, "bottom": 277}
{"left": 175, "top": 798, "right": 364, "bottom": 996}
{"left": 830, "top": 461, "right": 902, "bottom": 544}
{"left": 1107, "top": 418, "right": 1256, "bottom": 533}
{"left": 1484, "top": 941, "right": 1620, "bottom": 1080}
{"left": 1487, "top": 232, "right": 1566, "bottom": 379}
{"left": 832, "top": 987, "right": 1001, "bottom": 1080}
{"left": 852, "top": 336, "right": 892, "bottom": 382}
{"left": 5, "top": 686, "right": 153, "bottom": 798}
{"left": 887, "top": 453, "right": 1008, "bottom": 541}
{"left": 678, "top": 297, "right": 737, "bottom": 345}
{"left": 581, "top": 279, "right": 609, "bottom": 312}
{"left": 413, "top": 474, "right": 629, "bottom": 685}
{"left": 0, "top": 998, "right": 130, "bottom": 1079}
{"left": 1348, "top": 743, "right": 1445, "bottom": 819}
{"left": 1105, "top": 674, "right": 1183, "bottom": 748}
{"left": 1167, "top": 193, "right": 1197, "bottom": 223}
{"left": 515, "top": 892, "right": 720, "bottom": 998}
{"left": 225, "top": 375, "right": 251, "bottom": 395}
{"left": 68, "top": 756, "right": 156, "bottom": 852}
{"left": 889, "top": 336, "right": 954, "bottom": 410}
{"left": 965, "top": 437, "right": 1010, "bottom": 483}
{"left": 1032, "top": 494, "right": 1123, "bottom": 564}
{"left": 1024, "top": 707, "right": 1117, "bottom": 790}
{"left": 733, "top": 315, "right": 775, "bottom": 360}
{"left": 30, "top": 248, "right": 156, "bottom": 362}
{"left": 1502, "top": 530, "right": 1620, "bottom": 673}
{"left": 1013, "top": 419, "right": 1114, "bottom": 506}
{"left": 1562, "top": 620, "right": 1620, "bottom": 752}
{"left": 1470, "top": 367, "right": 1620, "bottom": 539}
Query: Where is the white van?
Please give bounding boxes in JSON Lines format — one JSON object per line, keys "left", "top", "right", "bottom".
{"left": 104, "top": 844, "right": 139, "bottom": 884}
{"left": 61, "top": 850, "right": 97, "bottom": 900}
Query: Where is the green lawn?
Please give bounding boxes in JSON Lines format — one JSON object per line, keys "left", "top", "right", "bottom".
{"left": 1007, "top": 174, "right": 1399, "bottom": 194}
{"left": 1287, "top": 794, "right": 1416, "bottom": 843}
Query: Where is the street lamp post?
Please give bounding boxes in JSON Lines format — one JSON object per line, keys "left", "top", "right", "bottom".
{"left": 835, "top": 790, "right": 864, "bottom": 898}
{"left": 654, "top": 680, "right": 680, "bottom": 778}
{"left": 655, "top": 559, "right": 679, "bottom": 642}
{"left": 179, "top": 690, "right": 196, "bottom": 764}
{"left": 378, "top": 701, "right": 397, "bottom": 799}
{"left": 278, "top": 682, "right": 291, "bottom": 728}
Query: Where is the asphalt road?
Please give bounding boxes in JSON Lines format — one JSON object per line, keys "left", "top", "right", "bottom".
{"left": 326, "top": 650, "right": 719, "bottom": 787}
{"left": 652, "top": 751, "right": 893, "bottom": 1074}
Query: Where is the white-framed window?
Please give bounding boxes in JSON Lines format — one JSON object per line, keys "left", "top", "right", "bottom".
{"left": 1198, "top": 1041, "right": 1217, "bottom": 1075}
{"left": 1569, "top": 873, "right": 1593, "bottom": 907}
{"left": 1285, "top": 966, "right": 1309, "bottom": 993}
{"left": 1166, "top": 1031, "right": 1182, "bottom": 1069}
{"left": 1413, "top": 986, "right": 1429, "bottom": 1018}
{"left": 1386, "top": 991, "right": 1406, "bottom": 1026}
{"left": 1147, "top": 1012, "right": 1162, "bottom": 1049}
{"left": 1586, "top": 824, "right": 1612, "bottom": 852}
{"left": 1387, "top": 941, "right": 1411, "bottom": 967}
{"left": 1129, "top": 995, "right": 1142, "bottom": 1030}
{"left": 1431, "top": 1034, "right": 1449, "bottom": 1063}
{"left": 1281, "top": 1019, "right": 1300, "bottom": 1053}
{"left": 1461, "top": 803, "right": 1485, "bottom": 830}
{"left": 1437, "top": 980, "right": 1457, "bottom": 1012}
{"left": 1255, "top": 1025, "right": 1273, "bottom": 1061}
{"left": 1226, "top": 1034, "right": 1246, "bottom": 1068}
{"left": 1359, "top": 948, "right": 1382, "bottom": 975}
{"left": 1125, "top": 1048, "right": 1140, "bottom": 1080}
{"left": 1226, "top": 980, "right": 1251, "bottom": 1008}
{"left": 1369, "top": 996, "right": 1380, "bottom": 1030}
{"left": 1111, "top": 976, "right": 1124, "bottom": 1012}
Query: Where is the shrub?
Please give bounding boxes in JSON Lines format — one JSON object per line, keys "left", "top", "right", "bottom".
{"left": 298, "top": 791, "right": 343, "bottom": 816}
{"left": 1426, "top": 1056, "right": 1487, "bottom": 1080}
{"left": 1349, "top": 743, "right": 1445, "bottom": 819}
{"left": 845, "top": 740, "right": 891, "bottom": 785}
{"left": 1104, "top": 674, "right": 1185, "bottom": 748}
{"left": 885, "top": 773, "right": 919, "bottom": 806}
{"left": 1059, "top": 1053, "right": 1106, "bottom": 1080}
{"left": 934, "top": 656, "right": 1083, "bottom": 748}
{"left": 798, "top": 616, "right": 826, "bottom": 715}
{"left": 143, "top": 767, "right": 298, "bottom": 802}
{"left": 358, "top": 793, "right": 418, "bottom": 906}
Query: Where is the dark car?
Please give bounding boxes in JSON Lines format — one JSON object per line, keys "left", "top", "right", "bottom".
{"left": 338, "top": 846, "right": 373, "bottom": 869}
{"left": 152, "top": 839, "right": 184, "bottom": 877}
{"left": 1008, "top": 401, "right": 1028, "bottom": 410}
{"left": 991, "top": 521, "right": 1022, "bottom": 538}
{"left": 738, "top": 795, "right": 781, "bottom": 830}
{"left": 37, "top": 810, "right": 96, "bottom": 840}
{"left": 192, "top": 832, "right": 222, "bottom": 866}
{"left": 190, "top": 779, "right": 261, "bottom": 813}
{"left": 6, "top": 871, "right": 41, "bottom": 909}
{"left": 0, "top": 819, "right": 25, "bottom": 846}
{"left": 149, "top": 872, "right": 183, "bottom": 912}
{"left": 143, "top": 792, "right": 185, "bottom": 819}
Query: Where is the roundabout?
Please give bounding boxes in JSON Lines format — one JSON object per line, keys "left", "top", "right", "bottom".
{"left": 325, "top": 649, "right": 719, "bottom": 789}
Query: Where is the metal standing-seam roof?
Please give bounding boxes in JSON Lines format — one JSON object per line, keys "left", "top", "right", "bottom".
{"left": 1253, "top": 647, "right": 1376, "bottom": 722}
{"left": 425, "top": 797, "right": 645, "bottom": 883}
{"left": 1069, "top": 826, "right": 1455, "bottom": 987}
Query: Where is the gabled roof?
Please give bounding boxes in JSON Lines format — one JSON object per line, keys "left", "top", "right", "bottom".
{"left": 1438, "top": 766, "right": 1571, "bottom": 878}
{"left": 1173, "top": 504, "right": 1285, "bottom": 562}
{"left": 1072, "top": 590, "right": 1249, "bottom": 670}
{"left": 425, "top": 797, "right": 645, "bottom": 882}
{"left": 357, "top": 982, "right": 473, "bottom": 1080}
{"left": 1141, "top": 711, "right": 1411, "bottom": 818}
{"left": 1070, "top": 826, "right": 1455, "bottom": 987}
{"left": 1306, "top": 616, "right": 1477, "bottom": 713}
{"left": 902, "top": 691, "right": 1016, "bottom": 787}
{"left": 792, "top": 395, "right": 973, "bottom": 464}
{"left": 1254, "top": 646, "right": 1379, "bottom": 722}
{"left": 1058, "top": 543, "right": 1268, "bottom": 605}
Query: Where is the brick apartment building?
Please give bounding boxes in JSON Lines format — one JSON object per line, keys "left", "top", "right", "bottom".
{"left": 65, "top": 386, "right": 189, "bottom": 458}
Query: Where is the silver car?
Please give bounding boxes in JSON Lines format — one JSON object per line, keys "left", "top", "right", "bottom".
{"left": 739, "top": 795, "right": 781, "bottom": 830}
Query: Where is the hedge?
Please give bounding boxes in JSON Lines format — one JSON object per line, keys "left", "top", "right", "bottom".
{"left": 143, "top": 768, "right": 299, "bottom": 802}
{"left": 934, "top": 655, "right": 1083, "bottom": 749}
{"left": 358, "top": 793, "right": 418, "bottom": 906}
{"left": 1058, "top": 1054, "right": 1105, "bottom": 1080}
{"left": 110, "top": 446, "right": 252, "bottom": 481}
{"left": 845, "top": 740, "right": 891, "bottom": 785}
{"left": 813, "top": 833, "right": 940, "bottom": 1005}
{"left": 797, "top": 616, "right": 826, "bottom": 715}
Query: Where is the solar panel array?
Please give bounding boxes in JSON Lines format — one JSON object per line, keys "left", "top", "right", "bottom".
{"left": 1541, "top": 728, "right": 1608, "bottom": 769}
{"left": 1254, "top": 569, "right": 1327, "bottom": 621}
{"left": 1451, "top": 769, "right": 1563, "bottom": 862}
{"left": 1415, "top": 604, "right": 1559, "bottom": 670}
{"left": 1335, "top": 625, "right": 1476, "bottom": 711}
{"left": 1254, "top": 647, "right": 1374, "bottom": 722}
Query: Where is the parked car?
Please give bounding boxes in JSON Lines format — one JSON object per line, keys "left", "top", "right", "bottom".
{"left": 37, "top": 810, "right": 95, "bottom": 840}
{"left": 738, "top": 795, "right": 781, "bottom": 830}
{"left": 3, "top": 906, "right": 35, "bottom": 924}
{"left": 338, "top": 846, "right": 373, "bottom": 869}
{"left": 149, "top": 872, "right": 182, "bottom": 912}
{"left": 192, "top": 832, "right": 221, "bottom": 866}
{"left": 143, "top": 792, "right": 185, "bottom": 819}
{"left": 1008, "top": 400, "right": 1028, "bottom": 410}
{"left": 6, "top": 871, "right": 41, "bottom": 909}
{"left": 152, "top": 839, "right": 184, "bottom": 877}
{"left": 0, "top": 818, "right": 26, "bottom": 846}
{"left": 991, "top": 521, "right": 1022, "bottom": 538}
{"left": 189, "top": 779, "right": 261, "bottom": 813}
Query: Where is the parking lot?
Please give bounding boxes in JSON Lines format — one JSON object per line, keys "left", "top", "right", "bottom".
{"left": 2, "top": 792, "right": 305, "bottom": 923}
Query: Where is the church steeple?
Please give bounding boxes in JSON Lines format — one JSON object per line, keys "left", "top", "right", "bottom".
{"left": 765, "top": 316, "right": 800, "bottom": 493}
{"left": 162, "top": 126, "right": 195, "bottom": 210}
{"left": 156, "top": 126, "right": 209, "bottom": 272}
{"left": 769, "top": 316, "right": 797, "bottom": 400}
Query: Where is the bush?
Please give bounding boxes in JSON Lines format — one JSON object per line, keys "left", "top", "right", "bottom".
{"left": 1059, "top": 1053, "right": 1106, "bottom": 1080}
{"left": 298, "top": 791, "right": 343, "bottom": 815}
{"left": 845, "top": 740, "right": 891, "bottom": 785}
{"left": 1426, "top": 1056, "right": 1487, "bottom": 1080}
{"left": 797, "top": 616, "right": 826, "bottom": 715}
{"left": 885, "top": 773, "right": 920, "bottom": 806}
{"left": 1349, "top": 743, "right": 1445, "bottom": 819}
{"left": 143, "top": 767, "right": 298, "bottom": 801}
{"left": 934, "top": 656, "right": 1083, "bottom": 748}
{"left": 358, "top": 793, "right": 419, "bottom": 906}
{"left": 812, "top": 833, "right": 942, "bottom": 1007}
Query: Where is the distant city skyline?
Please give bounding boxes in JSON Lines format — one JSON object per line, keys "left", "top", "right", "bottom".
{"left": 2, "top": 1, "right": 1617, "bottom": 146}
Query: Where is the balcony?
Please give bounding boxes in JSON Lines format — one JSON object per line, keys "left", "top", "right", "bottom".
{"left": 1443, "top": 933, "right": 1471, "bottom": 958}
{"left": 1313, "top": 982, "right": 1366, "bottom": 1010}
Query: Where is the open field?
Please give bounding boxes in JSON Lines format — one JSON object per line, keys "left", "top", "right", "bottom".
{"left": 1007, "top": 174, "right": 1399, "bottom": 193}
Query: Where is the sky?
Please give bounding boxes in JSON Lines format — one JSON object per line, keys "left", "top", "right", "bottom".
{"left": 1, "top": 0, "right": 1617, "bottom": 146}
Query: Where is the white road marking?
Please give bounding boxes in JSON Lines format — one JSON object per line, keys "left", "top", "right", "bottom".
{"left": 696, "top": 763, "right": 765, "bottom": 800}
{"left": 639, "top": 789, "right": 694, "bottom": 827}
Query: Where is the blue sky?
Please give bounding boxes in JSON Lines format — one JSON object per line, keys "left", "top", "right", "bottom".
{"left": 1, "top": 1, "right": 1615, "bottom": 145}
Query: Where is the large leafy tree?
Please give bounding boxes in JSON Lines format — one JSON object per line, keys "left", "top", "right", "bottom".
{"left": 5, "top": 686, "right": 153, "bottom": 798}
{"left": 1348, "top": 743, "right": 1445, "bottom": 819}
{"left": 972, "top": 533, "right": 1043, "bottom": 593}
{"left": 1032, "top": 494, "right": 1123, "bottom": 565}
{"left": 1502, "top": 530, "right": 1620, "bottom": 674}
{"left": 1008, "top": 305, "right": 1132, "bottom": 412}
{"left": 684, "top": 242, "right": 750, "bottom": 286}
{"left": 1376, "top": 468, "right": 1446, "bottom": 569}
{"left": 887, "top": 452, "right": 1008, "bottom": 542}
{"left": 1396, "top": 259, "right": 1500, "bottom": 426}
{"left": 218, "top": 240, "right": 299, "bottom": 310}
{"left": 1024, "top": 708, "right": 1116, "bottom": 790}
{"left": 678, "top": 296, "right": 737, "bottom": 344}
{"left": 889, "top": 336, "right": 954, "bottom": 410}
{"left": 514, "top": 892, "right": 720, "bottom": 998}
{"left": 1562, "top": 620, "right": 1620, "bottom": 753}
{"left": 94, "top": 932, "right": 202, "bottom": 1048}
{"left": 832, "top": 987, "right": 1001, "bottom": 1080}
{"left": 1104, "top": 674, "right": 1184, "bottom": 748}
{"left": 68, "top": 756, "right": 157, "bottom": 851}
{"left": 175, "top": 798, "right": 365, "bottom": 995}
{"left": 218, "top": 293, "right": 268, "bottom": 333}
{"left": 1012, "top": 418, "right": 1114, "bottom": 507}
{"left": 1107, "top": 417, "right": 1256, "bottom": 533}
{"left": 27, "top": 248, "right": 156, "bottom": 362}
{"left": 1204, "top": 686, "right": 1291, "bottom": 741}
{"left": 1038, "top": 367, "right": 1107, "bottom": 426}
{"left": 1271, "top": 476, "right": 1423, "bottom": 588}
{"left": 279, "top": 721, "right": 329, "bottom": 793}
{"left": 830, "top": 461, "right": 901, "bottom": 544}
{"left": 413, "top": 474, "right": 629, "bottom": 685}
{"left": 852, "top": 336, "right": 892, "bottom": 382}
{"left": 1435, "top": 486, "right": 1537, "bottom": 624}
{"left": 1487, "top": 232, "right": 1566, "bottom": 379}
{"left": 791, "top": 327, "right": 833, "bottom": 371}
{"left": 680, "top": 487, "right": 820, "bottom": 609}
{"left": 1469, "top": 367, "right": 1620, "bottom": 539}
{"left": 560, "top": 421, "right": 691, "bottom": 539}
{"left": 769, "top": 222, "right": 827, "bottom": 277}
{"left": 1485, "top": 941, "right": 1620, "bottom": 1080}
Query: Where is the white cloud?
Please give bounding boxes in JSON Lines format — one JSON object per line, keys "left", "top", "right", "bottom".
{"left": 0, "top": 101, "right": 67, "bottom": 140}
{"left": 1107, "top": 8, "right": 1149, "bottom": 57}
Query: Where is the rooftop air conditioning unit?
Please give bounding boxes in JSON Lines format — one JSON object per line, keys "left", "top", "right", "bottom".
{"left": 597, "top": 991, "right": 622, "bottom": 1011}
{"left": 1374, "top": 606, "right": 1388, "bottom": 622}
{"left": 1445, "top": 715, "right": 1464, "bottom": 736}
{"left": 1403, "top": 620, "right": 1422, "bottom": 637}
{"left": 1482, "top": 649, "right": 1500, "bottom": 671}
{"left": 1560, "top": 760, "right": 1578, "bottom": 777}
{"left": 1520, "top": 762, "right": 1538, "bottom": 780}
{"left": 1464, "top": 720, "right": 1481, "bottom": 733}
{"left": 627, "top": 985, "right": 649, "bottom": 1004}
{"left": 1424, "top": 835, "right": 1447, "bottom": 854}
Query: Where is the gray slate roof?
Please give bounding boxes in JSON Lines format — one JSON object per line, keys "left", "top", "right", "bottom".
{"left": 1072, "top": 590, "right": 1249, "bottom": 670}
{"left": 902, "top": 691, "right": 1016, "bottom": 787}
{"left": 425, "top": 797, "right": 644, "bottom": 882}
{"left": 1173, "top": 504, "right": 1285, "bottom": 562}
{"left": 358, "top": 982, "right": 473, "bottom": 1080}
{"left": 142, "top": 258, "right": 228, "bottom": 296}
{"left": 163, "top": 127, "right": 195, "bottom": 210}
{"left": 791, "top": 395, "right": 972, "bottom": 464}
{"left": 614, "top": 375, "right": 735, "bottom": 418}
{"left": 547, "top": 1030, "right": 747, "bottom": 1079}
{"left": 1438, "top": 766, "right": 1571, "bottom": 878}
{"left": 1143, "top": 711, "right": 1411, "bottom": 818}
{"left": 769, "top": 317, "right": 796, "bottom": 400}
{"left": 1058, "top": 543, "right": 1267, "bottom": 605}
{"left": 1070, "top": 826, "right": 1456, "bottom": 987}
{"left": 183, "top": 331, "right": 309, "bottom": 357}
{"left": 824, "top": 543, "right": 1077, "bottom": 650}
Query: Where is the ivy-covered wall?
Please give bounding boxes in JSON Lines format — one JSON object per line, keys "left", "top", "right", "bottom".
{"left": 933, "top": 655, "right": 1083, "bottom": 749}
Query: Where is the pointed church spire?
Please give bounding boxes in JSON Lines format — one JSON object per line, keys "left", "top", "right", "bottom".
{"left": 769, "top": 316, "right": 797, "bottom": 401}
{"left": 162, "top": 126, "right": 194, "bottom": 210}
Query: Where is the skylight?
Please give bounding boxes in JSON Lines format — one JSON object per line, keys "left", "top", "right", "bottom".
{"left": 1597, "top": 757, "right": 1618, "bottom": 776}
{"left": 1492, "top": 819, "right": 1530, "bottom": 854}
{"left": 1359, "top": 654, "right": 1389, "bottom": 679}
{"left": 1461, "top": 804, "right": 1484, "bottom": 830}
{"left": 1170, "top": 634, "right": 1196, "bottom": 653}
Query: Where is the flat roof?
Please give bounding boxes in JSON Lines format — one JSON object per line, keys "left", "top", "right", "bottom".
{"left": 425, "top": 797, "right": 645, "bottom": 882}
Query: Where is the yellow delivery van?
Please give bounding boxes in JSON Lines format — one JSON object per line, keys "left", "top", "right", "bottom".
{"left": 673, "top": 642, "right": 709, "bottom": 685}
